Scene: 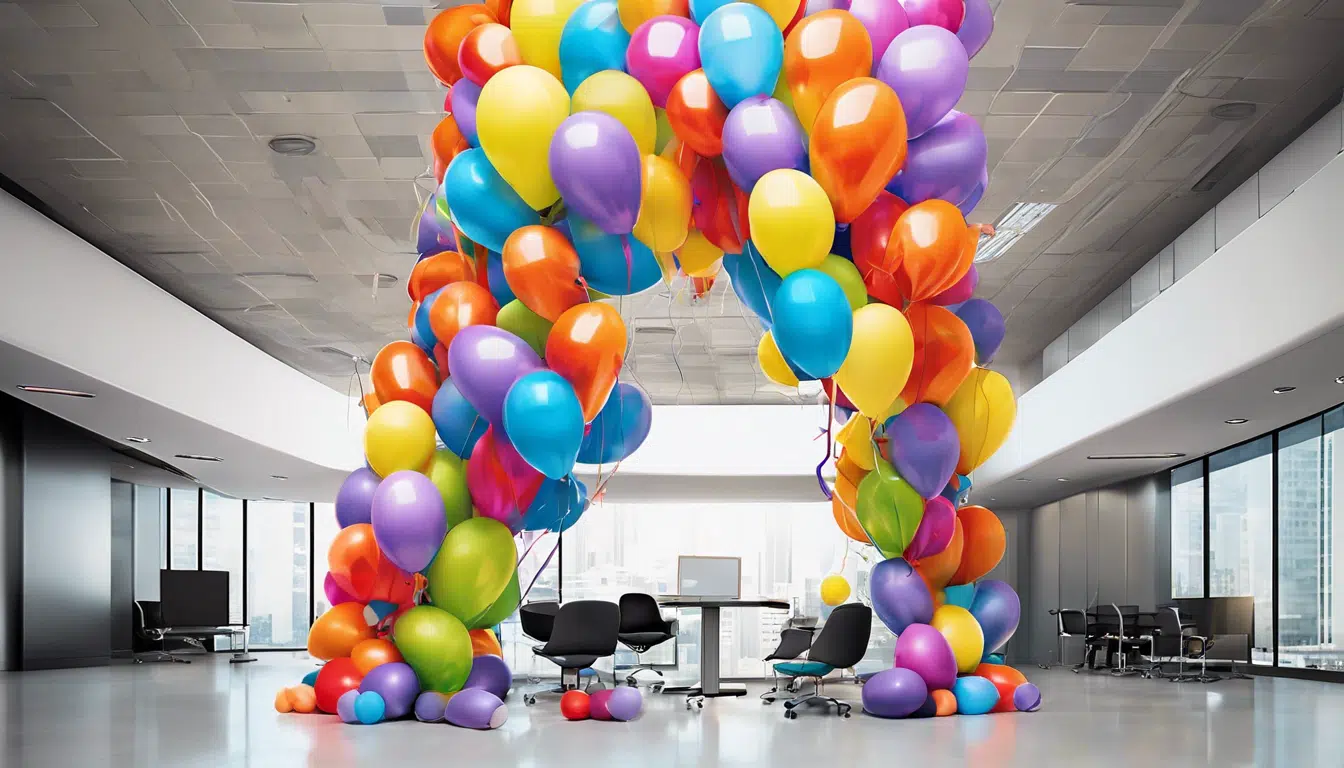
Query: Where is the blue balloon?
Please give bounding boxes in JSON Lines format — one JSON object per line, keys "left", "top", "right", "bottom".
{"left": 522, "top": 476, "right": 589, "bottom": 532}
{"left": 577, "top": 382, "right": 652, "bottom": 464}
{"left": 439, "top": 149, "right": 541, "bottom": 253}
{"left": 486, "top": 250, "right": 516, "bottom": 307}
{"left": 414, "top": 288, "right": 442, "bottom": 349}
{"left": 689, "top": 0, "right": 733, "bottom": 23}
{"left": 432, "top": 378, "right": 487, "bottom": 459}
{"left": 559, "top": 0, "right": 631, "bottom": 93}
{"left": 772, "top": 269, "right": 853, "bottom": 378}
{"left": 952, "top": 676, "right": 999, "bottom": 715}
{"left": 831, "top": 224, "right": 853, "bottom": 261}
{"left": 940, "top": 474, "right": 972, "bottom": 507}
{"left": 570, "top": 214, "right": 662, "bottom": 295}
{"left": 410, "top": 321, "right": 434, "bottom": 354}
{"left": 943, "top": 583, "right": 976, "bottom": 610}
{"left": 301, "top": 670, "right": 319, "bottom": 688}
{"left": 698, "top": 3, "right": 784, "bottom": 108}
{"left": 955, "top": 298, "right": 1005, "bottom": 365}
{"left": 724, "top": 241, "right": 781, "bottom": 326}
{"left": 502, "top": 371, "right": 585, "bottom": 479}
{"left": 354, "top": 691, "right": 387, "bottom": 724}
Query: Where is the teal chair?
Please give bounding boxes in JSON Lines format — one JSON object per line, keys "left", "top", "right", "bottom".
{"left": 762, "top": 604, "right": 872, "bottom": 719}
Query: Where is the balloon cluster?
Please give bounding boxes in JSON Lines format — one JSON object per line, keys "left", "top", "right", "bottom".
{"left": 560, "top": 688, "right": 645, "bottom": 722}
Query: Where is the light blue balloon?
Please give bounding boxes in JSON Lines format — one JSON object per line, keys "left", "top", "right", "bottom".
{"left": 438, "top": 149, "right": 541, "bottom": 253}
{"left": 569, "top": 214, "right": 663, "bottom": 295}
{"left": 943, "top": 583, "right": 976, "bottom": 610}
{"left": 698, "top": 3, "right": 784, "bottom": 108}
{"left": 723, "top": 242, "right": 781, "bottom": 327}
{"left": 522, "top": 476, "right": 589, "bottom": 532}
{"left": 432, "top": 378, "right": 487, "bottom": 459}
{"left": 559, "top": 0, "right": 631, "bottom": 93}
{"left": 772, "top": 269, "right": 853, "bottom": 378}
{"left": 689, "top": 0, "right": 734, "bottom": 23}
{"left": 354, "top": 691, "right": 386, "bottom": 724}
{"left": 502, "top": 371, "right": 585, "bottom": 479}
{"left": 414, "top": 287, "right": 442, "bottom": 349}
{"left": 577, "top": 382, "right": 652, "bottom": 464}
{"left": 952, "top": 676, "right": 999, "bottom": 715}
{"left": 486, "top": 250, "right": 516, "bottom": 307}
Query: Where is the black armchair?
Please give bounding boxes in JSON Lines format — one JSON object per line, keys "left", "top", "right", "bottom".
{"left": 524, "top": 600, "right": 621, "bottom": 705}
{"left": 617, "top": 593, "right": 677, "bottom": 689}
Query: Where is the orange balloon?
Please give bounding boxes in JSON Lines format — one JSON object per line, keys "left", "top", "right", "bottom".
{"left": 950, "top": 506, "right": 1005, "bottom": 586}
{"left": 850, "top": 191, "right": 908, "bottom": 306}
{"left": 784, "top": 11, "right": 873, "bottom": 132}
{"left": 458, "top": 23, "right": 523, "bottom": 86}
{"left": 486, "top": 0, "right": 513, "bottom": 25}
{"left": 471, "top": 628, "right": 504, "bottom": 657}
{"left": 288, "top": 684, "right": 318, "bottom": 714}
{"left": 423, "top": 4, "right": 497, "bottom": 85}
{"left": 306, "top": 602, "right": 375, "bottom": 661}
{"left": 931, "top": 688, "right": 957, "bottom": 716}
{"left": 975, "top": 663, "right": 1028, "bottom": 712}
{"left": 327, "top": 523, "right": 416, "bottom": 605}
{"left": 429, "top": 281, "right": 500, "bottom": 359}
{"left": 274, "top": 689, "right": 293, "bottom": 713}
{"left": 690, "top": 273, "right": 716, "bottom": 299}
{"left": 931, "top": 223, "right": 980, "bottom": 297}
{"left": 409, "top": 250, "right": 477, "bottom": 301}
{"left": 832, "top": 451, "right": 870, "bottom": 543}
{"left": 351, "top": 638, "right": 405, "bottom": 674}
{"left": 502, "top": 225, "right": 589, "bottom": 322}
{"left": 914, "top": 517, "right": 963, "bottom": 594}
{"left": 898, "top": 303, "right": 974, "bottom": 408}
{"left": 371, "top": 341, "right": 439, "bottom": 413}
{"left": 431, "top": 115, "right": 470, "bottom": 182}
{"left": 362, "top": 391, "right": 381, "bottom": 415}
{"left": 809, "top": 77, "right": 908, "bottom": 224}
{"left": 890, "top": 200, "right": 968, "bottom": 303}
{"left": 546, "top": 303, "right": 628, "bottom": 422}
{"left": 666, "top": 70, "right": 728, "bottom": 157}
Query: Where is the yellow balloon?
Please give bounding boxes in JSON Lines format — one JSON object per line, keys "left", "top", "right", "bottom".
{"left": 477, "top": 65, "right": 570, "bottom": 209}
{"left": 837, "top": 414, "right": 876, "bottom": 471}
{"left": 757, "top": 331, "right": 799, "bottom": 387}
{"left": 675, "top": 228, "right": 723, "bottom": 277}
{"left": 633, "top": 154, "right": 693, "bottom": 252}
{"left": 751, "top": 0, "right": 799, "bottom": 31}
{"left": 618, "top": 0, "right": 686, "bottom": 33}
{"left": 654, "top": 107, "right": 676, "bottom": 154}
{"left": 834, "top": 303, "right": 913, "bottom": 419}
{"left": 747, "top": 169, "right": 834, "bottom": 277}
{"left": 820, "top": 574, "right": 850, "bottom": 606}
{"left": 573, "top": 70, "right": 657, "bottom": 156}
{"left": 511, "top": 0, "right": 586, "bottom": 78}
{"left": 364, "top": 401, "right": 436, "bottom": 477}
{"left": 945, "top": 368, "right": 1016, "bottom": 475}
{"left": 932, "top": 605, "right": 984, "bottom": 674}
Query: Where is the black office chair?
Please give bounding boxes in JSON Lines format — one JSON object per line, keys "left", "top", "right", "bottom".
{"left": 760, "top": 627, "right": 818, "bottom": 701}
{"left": 617, "top": 593, "right": 677, "bottom": 689}
{"left": 779, "top": 603, "right": 871, "bottom": 719}
{"left": 524, "top": 600, "right": 620, "bottom": 706}
{"left": 519, "top": 601, "right": 560, "bottom": 643}
{"left": 1040, "top": 608, "right": 1088, "bottom": 671}
{"left": 1151, "top": 606, "right": 1218, "bottom": 683}
{"left": 133, "top": 600, "right": 197, "bottom": 664}
{"left": 1091, "top": 603, "right": 1148, "bottom": 677}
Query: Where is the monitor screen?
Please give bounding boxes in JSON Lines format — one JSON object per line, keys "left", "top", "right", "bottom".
{"left": 677, "top": 556, "right": 741, "bottom": 598}
{"left": 160, "top": 570, "right": 230, "bottom": 627}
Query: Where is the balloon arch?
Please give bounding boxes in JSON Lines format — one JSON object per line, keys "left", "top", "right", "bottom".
{"left": 274, "top": 0, "right": 1037, "bottom": 726}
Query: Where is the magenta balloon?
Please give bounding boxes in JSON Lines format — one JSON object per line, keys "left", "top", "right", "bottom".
{"left": 589, "top": 688, "right": 615, "bottom": 720}
{"left": 861, "top": 667, "right": 929, "bottom": 718}
{"left": 875, "top": 25, "right": 969, "bottom": 139}
{"left": 721, "top": 96, "right": 807, "bottom": 192}
{"left": 463, "top": 654, "right": 513, "bottom": 700}
{"left": 885, "top": 111, "right": 986, "bottom": 204}
{"left": 905, "top": 496, "right": 956, "bottom": 561}
{"left": 467, "top": 426, "right": 543, "bottom": 532}
{"left": 930, "top": 264, "right": 977, "bottom": 306}
{"left": 447, "top": 325, "right": 544, "bottom": 428}
{"left": 626, "top": 16, "right": 701, "bottom": 108}
{"left": 443, "top": 688, "right": 508, "bottom": 729}
{"left": 335, "top": 466, "right": 381, "bottom": 527}
{"left": 969, "top": 579, "right": 1021, "bottom": 654}
{"left": 324, "top": 572, "right": 359, "bottom": 607}
{"left": 870, "top": 557, "right": 933, "bottom": 635}
{"left": 370, "top": 470, "right": 448, "bottom": 573}
{"left": 550, "top": 111, "right": 643, "bottom": 235}
{"left": 893, "top": 622, "right": 958, "bottom": 690}
{"left": 359, "top": 662, "right": 421, "bottom": 720}
{"left": 898, "top": 0, "right": 964, "bottom": 32}
{"left": 847, "top": 0, "right": 909, "bottom": 69}
{"left": 957, "top": 0, "right": 993, "bottom": 58}
{"left": 883, "top": 403, "right": 960, "bottom": 499}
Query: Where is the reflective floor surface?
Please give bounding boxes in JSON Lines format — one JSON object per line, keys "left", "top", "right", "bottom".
{"left": 3, "top": 654, "right": 1343, "bottom": 767}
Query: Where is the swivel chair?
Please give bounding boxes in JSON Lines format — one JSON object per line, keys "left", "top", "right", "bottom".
{"left": 760, "top": 627, "right": 817, "bottom": 701}
{"left": 519, "top": 601, "right": 560, "bottom": 643}
{"left": 771, "top": 603, "right": 871, "bottom": 719}
{"left": 524, "top": 600, "right": 620, "bottom": 705}
{"left": 616, "top": 593, "right": 677, "bottom": 689}
{"left": 133, "top": 601, "right": 197, "bottom": 663}
{"left": 1151, "top": 606, "right": 1219, "bottom": 683}
{"left": 1040, "top": 608, "right": 1087, "bottom": 671}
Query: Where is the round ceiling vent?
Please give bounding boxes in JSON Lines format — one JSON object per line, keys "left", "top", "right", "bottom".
{"left": 268, "top": 135, "right": 317, "bottom": 156}
{"left": 1209, "top": 102, "right": 1257, "bottom": 121}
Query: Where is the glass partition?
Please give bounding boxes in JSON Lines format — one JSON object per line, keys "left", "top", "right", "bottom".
{"left": 1208, "top": 436, "right": 1273, "bottom": 665}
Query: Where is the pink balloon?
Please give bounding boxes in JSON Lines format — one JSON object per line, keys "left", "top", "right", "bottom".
{"left": 466, "top": 426, "right": 543, "bottom": 532}
{"left": 905, "top": 496, "right": 956, "bottom": 561}
{"left": 898, "top": 0, "right": 964, "bottom": 32}
{"left": 930, "top": 265, "right": 977, "bottom": 306}
{"left": 626, "top": 16, "right": 701, "bottom": 108}
{"left": 848, "top": 0, "right": 909, "bottom": 69}
{"left": 324, "top": 572, "right": 358, "bottom": 607}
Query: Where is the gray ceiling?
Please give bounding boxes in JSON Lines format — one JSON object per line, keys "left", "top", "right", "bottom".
{"left": 0, "top": 0, "right": 1341, "bottom": 402}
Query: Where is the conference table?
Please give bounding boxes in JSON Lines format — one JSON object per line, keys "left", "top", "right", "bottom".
{"left": 657, "top": 596, "right": 789, "bottom": 707}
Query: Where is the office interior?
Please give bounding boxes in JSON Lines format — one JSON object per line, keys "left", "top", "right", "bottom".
{"left": 2, "top": 0, "right": 1344, "bottom": 765}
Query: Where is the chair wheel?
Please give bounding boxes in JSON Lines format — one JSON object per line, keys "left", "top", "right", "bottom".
{"left": 697, "top": 701, "right": 703, "bottom": 709}
{"left": 784, "top": 710, "right": 797, "bottom": 720}
{"left": 843, "top": 712, "right": 851, "bottom": 718}
{"left": 762, "top": 700, "right": 772, "bottom": 705}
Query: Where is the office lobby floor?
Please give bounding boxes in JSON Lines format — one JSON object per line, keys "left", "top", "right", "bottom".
{"left": 3, "top": 655, "right": 1343, "bottom": 767}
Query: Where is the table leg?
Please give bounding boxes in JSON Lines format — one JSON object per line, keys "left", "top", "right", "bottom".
{"left": 230, "top": 628, "right": 257, "bottom": 664}
{"left": 701, "top": 606, "right": 720, "bottom": 695}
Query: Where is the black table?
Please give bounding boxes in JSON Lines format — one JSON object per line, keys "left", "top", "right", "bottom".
{"left": 155, "top": 625, "right": 255, "bottom": 663}
{"left": 657, "top": 597, "right": 789, "bottom": 705}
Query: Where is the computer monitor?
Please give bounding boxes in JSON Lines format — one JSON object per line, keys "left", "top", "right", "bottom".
{"left": 160, "top": 569, "right": 231, "bottom": 627}
{"left": 677, "top": 556, "right": 741, "bottom": 598}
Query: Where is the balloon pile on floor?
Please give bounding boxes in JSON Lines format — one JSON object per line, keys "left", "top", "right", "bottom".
{"left": 560, "top": 689, "right": 645, "bottom": 722}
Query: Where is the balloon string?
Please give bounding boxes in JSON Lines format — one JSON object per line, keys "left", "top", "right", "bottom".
{"left": 620, "top": 234, "right": 634, "bottom": 295}
{"left": 815, "top": 397, "right": 834, "bottom": 500}
{"left": 520, "top": 536, "right": 560, "bottom": 602}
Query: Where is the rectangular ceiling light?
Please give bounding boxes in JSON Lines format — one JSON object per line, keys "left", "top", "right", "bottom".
{"left": 16, "top": 385, "right": 95, "bottom": 398}
{"left": 975, "top": 203, "right": 1058, "bottom": 264}
{"left": 1087, "top": 453, "right": 1187, "bottom": 460}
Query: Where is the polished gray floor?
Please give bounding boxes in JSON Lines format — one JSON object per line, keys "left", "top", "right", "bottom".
{"left": 3, "top": 655, "right": 1344, "bottom": 767}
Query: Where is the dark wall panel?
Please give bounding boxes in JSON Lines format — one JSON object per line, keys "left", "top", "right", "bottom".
{"left": 110, "top": 480, "right": 133, "bottom": 655}
{"left": 1058, "top": 494, "right": 1088, "bottom": 611}
{"left": 1029, "top": 502, "right": 1060, "bottom": 665}
{"left": 1096, "top": 489, "right": 1129, "bottom": 604}
{"left": 0, "top": 396, "right": 22, "bottom": 671}
{"left": 1126, "top": 477, "right": 1159, "bottom": 609}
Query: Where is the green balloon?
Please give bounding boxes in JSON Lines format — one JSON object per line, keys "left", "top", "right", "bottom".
{"left": 392, "top": 605, "right": 473, "bottom": 693}
{"left": 856, "top": 459, "right": 925, "bottom": 558}
{"left": 426, "top": 517, "right": 518, "bottom": 626}
{"left": 654, "top": 107, "right": 676, "bottom": 155}
{"left": 497, "top": 300, "right": 553, "bottom": 358}
{"left": 469, "top": 569, "right": 520, "bottom": 629}
{"left": 816, "top": 254, "right": 868, "bottom": 312}
{"left": 424, "top": 450, "right": 473, "bottom": 532}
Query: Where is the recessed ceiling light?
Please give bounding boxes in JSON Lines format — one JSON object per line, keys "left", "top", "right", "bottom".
{"left": 16, "top": 385, "right": 95, "bottom": 398}
{"left": 174, "top": 454, "right": 223, "bottom": 462}
{"left": 1016, "top": 478, "right": 1032, "bottom": 482}
{"left": 1272, "top": 386, "right": 1296, "bottom": 394}
{"left": 1056, "top": 478, "right": 1069, "bottom": 482}
{"left": 261, "top": 496, "right": 284, "bottom": 502}
{"left": 126, "top": 436, "right": 151, "bottom": 444}
{"left": 271, "top": 474, "right": 288, "bottom": 480}
{"left": 1225, "top": 418, "right": 1249, "bottom": 425}
{"left": 267, "top": 135, "right": 317, "bottom": 156}
{"left": 1209, "top": 102, "right": 1257, "bottom": 121}
{"left": 1087, "top": 453, "right": 1186, "bottom": 460}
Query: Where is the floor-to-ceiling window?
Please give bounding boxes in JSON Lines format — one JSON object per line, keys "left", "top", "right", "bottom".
{"left": 311, "top": 503, "right": 339, "bottom": 621}
{"left": 1171, "top": 461, "right": 1205, "bottom": 598}
{"left": 1208, "top": 437, "right": 1274, "bottom": 665}
{"left": 201, "top": 493, "right": 244, "bottom": 625}
{"left": 246, "top": 501, "right": 311, "bottom": 649}
{"left": 1279, "top": 417, "right": 1326, "bottom": 668}
{"left": 168, "top": 489, "right": 199, "bottom": 570}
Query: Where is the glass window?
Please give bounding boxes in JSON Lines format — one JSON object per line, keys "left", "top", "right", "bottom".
{"left": 1278, "top": 417, "right": 1326, "bottom": 669}
{"left": 168, "top": 489, "right": 199, "bottom": 570}
{"left": 134, "top": 486, "right": 166, "bottom": 600}
{"left": 501, "top": 531, "right": 561, "bottom": 679}
{"left": 1171, "top": 461, "right": 1205, "bottom": 598}
{"left": 1208, "top": 437, "right": 1273, "bottom": 664}
{"left": 311, "top": 503, "right": 339, "bottom": 621}
{"left": 246, "top": 501, "right": 311, "bottom": 649}
{"left": 201, "top": 492, "right": 244, "bottom": 625}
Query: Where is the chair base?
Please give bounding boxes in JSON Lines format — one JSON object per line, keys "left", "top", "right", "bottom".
{"left": 782, "top": 692, "right": 852, "bottom": 719}
{"left": 623, "top": 665, "right": 665, "bottom": 690}
{"left": 134, "top": 651, "right": 190, "bottom": 664}
{"left": 660, "top": 684, "right": 746, "bottom": 709}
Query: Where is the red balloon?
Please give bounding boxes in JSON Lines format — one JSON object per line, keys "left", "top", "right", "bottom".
{"left": 690, "top": 158, "right": 745, "bottom": 254}
{"left": 561, "top": 690, "right": 591, "bottom": 720}
{"left": 371, "top": 341, "right": 439, "bottom": 413}
{"left": 899, "top": 302, "right": 974, "bottom": 407}
{"left": 314, "top": 657, "right": 364, "bottom": 714}
{"left": 409, "top": 250, "right": 476, "bottom": 301}
{"left": 458, "top": 23, "right": 522, "bottom": 86}
{"left": 665, "top": 70, "right": 729, "bottom": 157}
{"left": 974, "top": 662, "right": 1028, "bottom": 713}
{"left": 850, "top": 191, "right": 908, "bottom": 307}
{"left": 327, "top": 523, "right": 416, "bottom": 605}
{"left": 423, "top": 5, "right": 497, "bottom": 85}
{"left": 429, "top": 282, "right": 500, "bottom": 362}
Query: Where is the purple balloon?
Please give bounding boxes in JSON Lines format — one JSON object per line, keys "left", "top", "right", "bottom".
{"left": 606, "top": 686, "right": 644, "bottom": 721}
{"left": 450, "top": 80, "right": 481, "bottom": 146}
{"left": 550, "top": 112, "right": 642, "bottom": 235}
{"left": 463, "top": 654, "right": 512, "bottom": 701}
{"left": 898, "top": 0, "right": 965, "bottom": 32}
{"left": 875, "top": 26, "right": 969, "bottom": 139}
{"left": 444, "top": 688, "right": 508, "bottom": 729}
{"left": 335, "top": 467, "right": 381, "bottom": 527}
{"left": 370, "top": 471, "right": 448, "bottom": 573}
{"left": 359, "top": 662, "right": 421, "bottom": 720}
{"left": 414, "top": 691, "right": 449, "bottom": 722}
{"left": 905, "top": 496, "right": 955, "bottom": 561}
{"left": 931, "top": 264, "right": 978, "bottom": 306}
{"left": 721, "top": 96, "right": 807, "bottom": 193}
{"left": 336, "top": 689, "right": 360, "bottom": 723}
{"left": 417, "top": 196, "right": 454, "bottom": 255}
{"left": 447, "top": 326, "right": 544, "bottom": 428}
{"left": 969, "top": 579, "right": 1021, "bottom": 655}
{"left": 1013, "top": 682, "right": 1042, "bottom": 712}
{"left": 956, "top": 298, "right": 1005, "bottom": 365}
{"left": 870, "top": 557, "right": 933, "bottom": 635}
{"left": 861, "top": 667, "right": 929, "bottom": 718}
{"left": 958, "top": 0, "right": 994, "bottom": 58}
{"left": 893, "top": 622, "right": 958, "bottom": 690}
{"left": 805, "top": 0, "right": 850, "bottom": 14}
{"left": 958, "top": 166, "right": 989, "bottom": 217}
{"left": 884, "top": 404, "right": 959, "bottom": 500}
{"left": 848, "top": 0, "right": 909, "bottom": 69}
{"left": 887, "top": 111, "right": 987, "bottom": 205}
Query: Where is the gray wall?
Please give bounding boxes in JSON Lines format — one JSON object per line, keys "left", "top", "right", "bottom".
{"left": 983, "top": 508, "right": 1032, "bottom": 663}
{"left": 111, "top": 480, "right": 134, "bottom": 656}
{"left": 0, "top": 395, "right": 23, "bottom": 671}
